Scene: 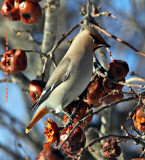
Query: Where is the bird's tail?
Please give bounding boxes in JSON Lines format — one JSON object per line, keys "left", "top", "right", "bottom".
{"left": 26, "top": 107, "right": 49, "bottom": 133}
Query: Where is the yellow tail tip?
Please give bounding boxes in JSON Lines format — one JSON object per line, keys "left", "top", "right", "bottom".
{"left": 25, "top": 128, "right": 31, "bottom": 134}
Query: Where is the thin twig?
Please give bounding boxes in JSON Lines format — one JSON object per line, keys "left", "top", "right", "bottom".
{"left": 13, "top": 29, "right": 41, "bottom": 45}
{"left": 24, "top": 50, "right": 48, "bottom": 58}
{"left": 96, "top": 70, "right": 145, "bottom": 89}
{"left": 87, "top": 0, "right": 91, "bottom": 17}
{"left": 0, "top": 79, "right": 12, "bottom": 83}
{"left": 17, "top": 144, "right": 31, "bottom": 160}
{"left": 126, "top": 77, "right": 145, "bottom": 84}
{"left": 121, "top": 125, "right": 130, "bottom": 136}
{"left": 80, "top": 134, "right": 145, "bottom": 155}
{"left": 92, "top": 24, "right": 145, "bottom": 57}
{"left": 106, "top": 47, "right": 114, "bottom": 60}
{"left": 57, "top": 122, "right": 79, "bottom": 150}
{"left": 92, "top": 11, "right": 119, "bottom": 23}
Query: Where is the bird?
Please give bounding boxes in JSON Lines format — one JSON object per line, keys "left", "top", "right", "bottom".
{"left": 26, "top": 24, "right": 110, "bottom": 133}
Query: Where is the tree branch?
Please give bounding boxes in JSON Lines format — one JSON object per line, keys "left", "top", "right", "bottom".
{"left": 92, "top": 24, "right": 145, "bottom": 57}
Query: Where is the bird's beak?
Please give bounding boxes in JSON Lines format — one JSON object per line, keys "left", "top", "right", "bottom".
{"left": 99, "top": 42, "right": 110, "bottom": 48}
{"left": 25, "top": 107, "right": 49, "bottom": 134}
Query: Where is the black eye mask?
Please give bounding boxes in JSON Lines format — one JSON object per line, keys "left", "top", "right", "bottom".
{"left": 90, "top": 34, "right": 102, "bottom": 44}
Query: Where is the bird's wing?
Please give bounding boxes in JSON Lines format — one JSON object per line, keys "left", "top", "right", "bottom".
{"left": 30, "top": 58, "right": 71, "bottom": 112}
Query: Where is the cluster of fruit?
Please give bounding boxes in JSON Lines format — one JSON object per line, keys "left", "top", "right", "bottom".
{"left": 36, "top": 117, "right": 121, "bottom": 159}
{"left": 0, "top": 50, "right": 130, "bottom": 158}
{"left": 2, "top": 49, "right": 142, "bottom": 159}
{"left": 0, "top": 49, "right": 42, "bottom": 103}
{"left": 85, "top": 59, "right": 129, "bottom": 106}
{"left": 27, "top": 69, "right": 126, "bottom": 159}
{"left": 42, "top": 60, "right": 129, "bottom": 159}
{"left": 1, "top": 0, "right": 42, "bottom": 24}
{"left": 35, "top": 118, "right": 86, "bottom": 159}
{"left": 27, "top": 60, "right": 130, "bottom": 159}
{"left": 32, "top": 102, "right": 145, "bottom": 160}
{"left": 37, "top": 137, "right": 122, "bottom": 160}
{"left": 36, "top": 103, "right": 145, "bottom": 159}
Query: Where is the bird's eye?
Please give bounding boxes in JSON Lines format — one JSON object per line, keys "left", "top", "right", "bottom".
{"left": 93, "top": 38, "right": 100, "bottom": 44}
{"left": 91, "top": 34, "right": 100, "bottom": 44}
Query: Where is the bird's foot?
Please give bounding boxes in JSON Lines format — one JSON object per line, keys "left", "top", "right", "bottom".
{"left": 62, "top": 110, "right": 73, "bottom": 127}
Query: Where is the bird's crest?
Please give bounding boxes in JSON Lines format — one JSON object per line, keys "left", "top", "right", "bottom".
{"left": 80, "top": 23, "right": 105, "bottom": 43}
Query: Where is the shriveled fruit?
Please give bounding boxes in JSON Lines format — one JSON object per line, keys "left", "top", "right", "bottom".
{"left": 60, "top": 125, "right": 86, "bottom": 158}
{"left": 108, "top": 60, "right": 129, "bottom": 80}
{"left": 133, "top": 107, "right": 145, "bottom": 132}
{"left": 0, "top": 49, "right": 27, "bottom": 74}
{"left": 1, "top": 0, "right": 21, "bottom": 21}
{"left": 36, "top": 147, "right": 64, "bottom": 160}
{"left": 43, "top": 118, "right": 59, "bottom": 148}
{"left": 85, "top": 76, "right": 105, "bottom": 107}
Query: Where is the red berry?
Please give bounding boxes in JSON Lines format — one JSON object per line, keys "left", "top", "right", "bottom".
{"left": 1, "top": 0, "right": 21, "bottom": 21}
{"left": 29, "top": 80, "right": 46, "bottom": 103}
{"left": 19, "top": 1, "right": 42, "bottom": 24}
{"left": 60, "top": 126, "right": 86, "bottom": 158}
{"left": 103, "top": 138, "right": 121, "bottom": 158}
{"left": 64, "top": 101, "right": 93, "bottom": 129}
{"left": 36, "top": 147, "right": 64, "bottom": 160}
{"left": 0, "top": 49, "right": 27, "bottom": 74}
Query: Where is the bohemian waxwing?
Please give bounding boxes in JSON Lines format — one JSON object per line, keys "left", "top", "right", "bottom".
{"left": 26, "top": 24, "right": 110, "bottom": 133}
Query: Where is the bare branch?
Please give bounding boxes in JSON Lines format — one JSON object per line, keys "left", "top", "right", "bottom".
{"left": 92, "top": 24, "right": 145, "bottom": 57}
